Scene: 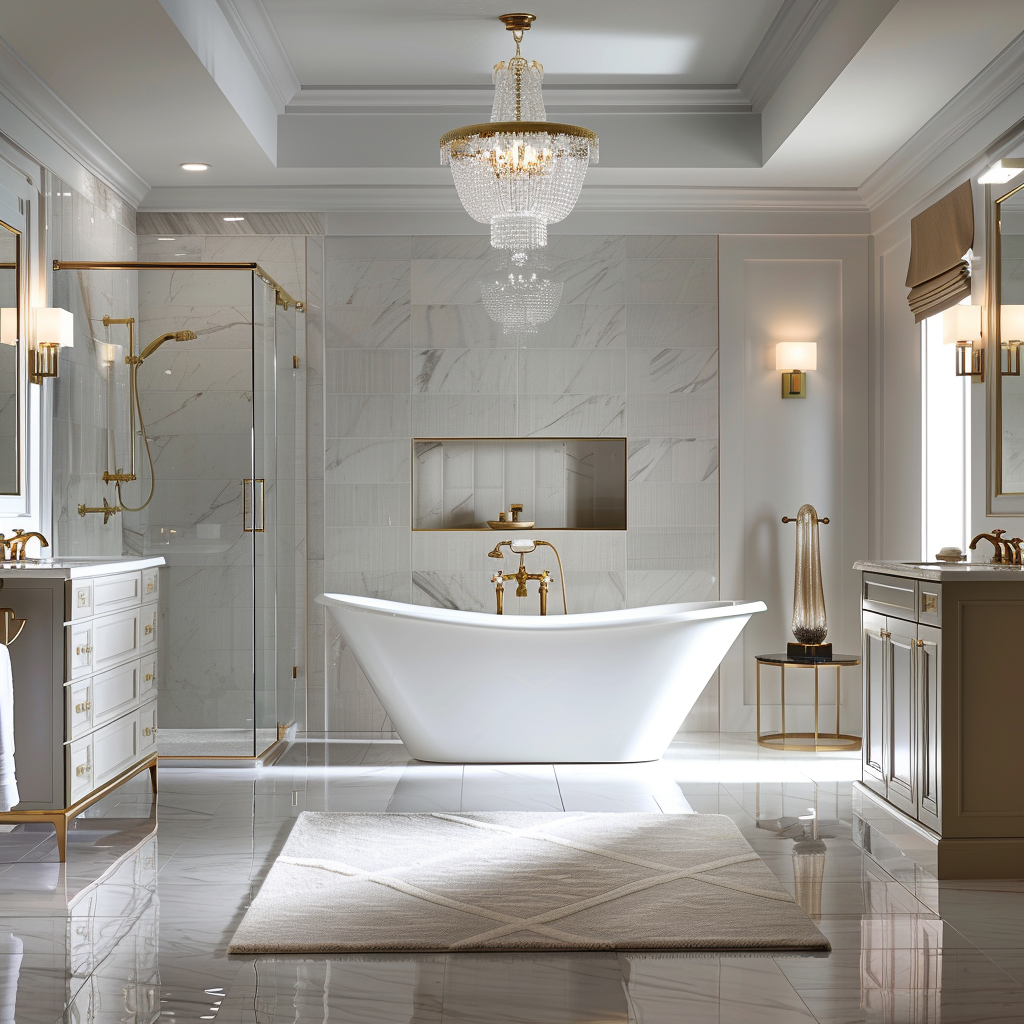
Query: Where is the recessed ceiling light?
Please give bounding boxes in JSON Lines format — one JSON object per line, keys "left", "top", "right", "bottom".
{"left": 223, "top": 216, "right": 245, "bottom": 222}
{"left": 979, "top": 158, "right": 1024, "bottom": 184}
{"left": 180, "top": 162, "right": 210, "bottom": 172}
{"left": 158, "top": 237, "right": 175, "bottom": 241}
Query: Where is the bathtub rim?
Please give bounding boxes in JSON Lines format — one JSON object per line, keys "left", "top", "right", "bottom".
{"left": 316, "top": 592, "right": 766, "bottom": 631}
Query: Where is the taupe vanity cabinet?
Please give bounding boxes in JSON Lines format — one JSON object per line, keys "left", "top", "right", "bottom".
{"left": 855, "top": 561, "right": 1024, "bottom": 877}
{"left": 0, "top": 557, "right": 164, "bottom": 859}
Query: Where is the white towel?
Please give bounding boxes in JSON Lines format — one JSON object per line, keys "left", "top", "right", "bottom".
{"left": 0, "top": 643, "right": 17, "bottom": 812}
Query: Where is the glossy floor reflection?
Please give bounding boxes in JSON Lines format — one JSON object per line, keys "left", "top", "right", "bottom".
{"left": 1, "top": 733, "right": 1023, "bottom": 1022}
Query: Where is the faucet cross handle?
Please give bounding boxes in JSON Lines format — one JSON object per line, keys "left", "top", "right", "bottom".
{"left": 6, "top": 529, "right": 49, "bottom": 561}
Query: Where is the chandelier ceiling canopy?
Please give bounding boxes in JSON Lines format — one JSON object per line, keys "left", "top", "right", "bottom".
{"left": 440, "top": 13, "right": 599, "bottom": 251}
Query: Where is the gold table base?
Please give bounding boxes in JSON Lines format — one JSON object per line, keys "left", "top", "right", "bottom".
{"left": 756, "top": 655, "right": 862, "bottom": 753}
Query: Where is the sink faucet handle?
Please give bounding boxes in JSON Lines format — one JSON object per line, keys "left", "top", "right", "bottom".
{"left": 509, "top": 503, "right": 523, "bottom": 523}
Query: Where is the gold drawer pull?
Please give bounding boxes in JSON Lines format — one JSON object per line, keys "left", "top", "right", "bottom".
{"left": 916, "top": 638, "right": 926, "bottom": 648}
{"left": 145, "top": 672, "right": 153, "bottom": 682}
{"left": 144, "top": 624, "right": 154, "bottom": 635}
{"left": 76, "top": 763, "right": 91, "bottom": 778}
{"left": 75, "top": 701, "right": 92, "bottom": 714}
{"left": 146, "top": 580, "right": 154, "bottom": 592}
{"left": 879, "top": 629, "right": 891, "bottom": 640}
{"left": 143, "top": 726, "right": 154, "bottom": 737}
{"left": 76, "top": 644, "right": 93, "bottom": 655}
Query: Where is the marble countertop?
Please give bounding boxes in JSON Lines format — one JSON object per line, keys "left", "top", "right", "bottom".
{"left": 0, "top": 555, "right": 165, "bottom": 578}
{"left": 854, "top": 558, "right": 1024, "bottom": 582}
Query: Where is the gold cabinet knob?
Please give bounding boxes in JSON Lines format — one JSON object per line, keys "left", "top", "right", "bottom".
{"left": 76, "top": 764, "right": 91, "bottom": 778}
{"left": 76, "top": 643, "right": 93, "bottom": 655}
{"left": 145, "top": 672, "right": 153, "bottom": 682}
{"left": 144, "top": 624, "right": 154, "bottom": 635}
{"left": 146, "top": 580, "right": 154, "bottom": 592}
{"left": 75, "top": 700, "right": 92, "bottom": 714}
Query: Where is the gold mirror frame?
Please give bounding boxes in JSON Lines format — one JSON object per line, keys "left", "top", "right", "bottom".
{"left": 989, "top": 180, "right": 1024, "bottom": 513}
{"left": 0, "top": 219, "right": 21, "bottom": 496}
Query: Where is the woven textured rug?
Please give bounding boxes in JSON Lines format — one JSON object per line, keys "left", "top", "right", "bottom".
{"left": 229, "top": 811, "right": 830, "bottom": 953}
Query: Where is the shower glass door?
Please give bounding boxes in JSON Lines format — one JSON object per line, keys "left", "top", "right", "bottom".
{"left": 51, "top": 264, "right": 302, "bottom": 759}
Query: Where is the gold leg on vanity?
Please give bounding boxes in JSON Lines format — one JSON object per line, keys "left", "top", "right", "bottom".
{"left": 149, "top": 761, "right": 158, "bottom": 793}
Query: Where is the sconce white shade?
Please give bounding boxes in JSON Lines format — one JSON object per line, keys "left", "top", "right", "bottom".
{"left": 979, "top": 158, "right": 1024, "bottom": 185}
{"left": 775, "top": 341, "right": 817, "bottom": 371}
{"left": 0, "top": 308, "right": 16, "bottom": 346}
{"left": 30, "top": 307, "right": 74, "bottom": 349}
{"left": 942, "top": 303, "right": 982, "bottom": 344}
{"left": 1002, "top": 305, "right": 1024, "bottom": 341}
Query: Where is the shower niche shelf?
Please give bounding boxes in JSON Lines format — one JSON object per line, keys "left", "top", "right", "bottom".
{"left": 413, "top": 437, "right": 626, "bottom": 532}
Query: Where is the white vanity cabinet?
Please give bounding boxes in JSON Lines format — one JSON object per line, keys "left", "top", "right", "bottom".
{"left": 0, "top": 557, "right": 164, "bottom": 860}
{"left": 855, "top": 561, "right": 1024, "bottom": 878}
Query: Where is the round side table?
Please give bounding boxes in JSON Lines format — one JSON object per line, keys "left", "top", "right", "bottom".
{"left": 755, "top": 653, "right": 861, "bottom": 752}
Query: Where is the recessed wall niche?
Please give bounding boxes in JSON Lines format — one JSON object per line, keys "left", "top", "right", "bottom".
{"left": 413, "top": 438, "right": 626, "bottom": 531}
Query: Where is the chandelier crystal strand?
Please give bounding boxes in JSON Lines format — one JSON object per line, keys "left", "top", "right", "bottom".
{"left": 441, "top": 14, "right": 598, "bottom": 250}
{"left": 480, "top": 253, "right": 563, "bottom": 334}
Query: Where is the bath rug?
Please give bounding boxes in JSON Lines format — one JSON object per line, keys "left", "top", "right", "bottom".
{"left": 229, "top": 812, "right": 830, "bottom": 953}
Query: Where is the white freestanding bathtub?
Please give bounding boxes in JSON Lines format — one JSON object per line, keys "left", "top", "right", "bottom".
{"left": 318, "top": 594, "right": 765, "bottom": 763}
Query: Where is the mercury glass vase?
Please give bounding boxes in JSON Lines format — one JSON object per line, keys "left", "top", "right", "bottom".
{"left": 792, "top": 503, "right": 827, "bottom": 644}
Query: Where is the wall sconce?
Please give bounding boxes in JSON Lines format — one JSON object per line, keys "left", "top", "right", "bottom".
{"left": 978, "top": 158, "right": 1024, "bottom": 185}
{"left": 1000, "top": 305, "right": 1024, "bottom": 376}
{"left": 775, "top": 341, "right": 817, "bottom": 399}
{"left": 942, "top": 304, "right": 983, "bottom": 381}
{"left": 28, "top": 307, "right": 74, "bottom": 384}
{"left": 0, "top": 308, "right": 17, "bottom": 347}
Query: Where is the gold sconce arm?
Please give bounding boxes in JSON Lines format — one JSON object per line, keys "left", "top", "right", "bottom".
{"left": 1002, "top": 339, "right": 1022, "bottom": 376}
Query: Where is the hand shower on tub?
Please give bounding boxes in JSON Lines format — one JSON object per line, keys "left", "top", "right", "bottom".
{"left": 78, "top": 317, "right": 197, "bottom": 519}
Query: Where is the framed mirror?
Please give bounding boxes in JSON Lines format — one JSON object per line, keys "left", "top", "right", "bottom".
{"left": 0, "top": 220, "right": 19, "bottom": 495}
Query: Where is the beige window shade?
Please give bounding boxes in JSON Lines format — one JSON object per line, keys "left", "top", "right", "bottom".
{"left": 906, "top": 179, "right": 974, "bottom": 323}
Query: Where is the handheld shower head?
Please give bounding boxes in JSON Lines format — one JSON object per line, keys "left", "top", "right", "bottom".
{"left": 139, "top": 329, "right": 197, "bottom": 361}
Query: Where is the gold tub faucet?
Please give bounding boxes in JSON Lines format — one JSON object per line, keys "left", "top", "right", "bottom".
{"left": 486, "top": 538, "right": 568, "bottom": 615}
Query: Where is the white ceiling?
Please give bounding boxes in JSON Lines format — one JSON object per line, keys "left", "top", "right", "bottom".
{"left": 0, "top": 0, "right": 1021, "bottom": 210}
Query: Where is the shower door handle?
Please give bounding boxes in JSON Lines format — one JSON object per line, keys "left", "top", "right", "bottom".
{"left": 243, "top": 478, "right": 265, "bottom": 533}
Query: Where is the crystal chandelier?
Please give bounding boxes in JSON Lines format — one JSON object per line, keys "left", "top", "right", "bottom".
{"left": 480, "top": 252, "right": 563, "bottom": 334}
{"left": 440, "top": 13, "right": 599, "bottom": 250}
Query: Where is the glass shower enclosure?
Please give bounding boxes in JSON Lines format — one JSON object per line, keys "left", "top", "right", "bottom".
{"left": 51, "top": 262, "right": 305, "bottom": 759}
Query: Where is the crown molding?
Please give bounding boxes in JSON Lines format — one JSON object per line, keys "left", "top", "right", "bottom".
{"left": 0, "top": 36, "right": 148, "bottom": 207}
{"left": 739, "top": 0, "right": 839, "bottom": 112}
{"left": 140, "top": 182, "right": 867, "bottom": 214}
{"left": 215, "top": 0, "right": 299, "bottom": 110}
{"left": 286, "top": 84, "right": 751, "bottom": 115}
{"left": 859, "top": 30, "right": 1024, "bottom": 214}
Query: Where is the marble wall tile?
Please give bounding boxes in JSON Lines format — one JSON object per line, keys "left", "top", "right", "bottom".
{"left": 138, "top": 268, "right": 252, "bottom": 307}
{"left": 325, "top": 482, "right": 410, "bottom": 528}
{"left": 326, "top": 617, "right": 391, "bottom": 731}
{"left": 414, "top": 349, "right": 516, "bottom": 393}
{"left": 519, "top": 350, "right": 626, "bottom": 394}
{"left": 326, "top": 437, "right": 411, "bottom": 483}
{"left": 326, "top": 236, "right": 412, "bottom": 260}
{"left": 519, "top": 394, "right": 626, "bottom": 436}
{"left": 324, "top": 571, "right": 413, "bottom": 602}
{"left": 136, "top": 306, "right": 253, "bottom": 348}
{"left": 545, "top": 235, "right": 627, "bottom": 259}
{"left": 624, "top": 235, "right": 718, "bottom": 258}
{"left": 628, "top": 438, "right": 719, "bottom": 484}
{"left": 626, "top": 259, "right": 718, "bottom": 304}
{"left": 627, "top": 349, "right": 718, "bottom": 395}
{"left": 526, "top": 304, "right": 626, "bottom": 350}
{"left": 627, "top": 304, "right": 719, "bottom": 348}
{"left": 626, "top": 569, "right": 719, "bottom": 604}
{"left": 324, "top": 526, "right": 411, "bottom": 573}
{"left": 326, "top": 304, "right": 411, "bottom": 348}
{"left": 627, "top": 481, "right": 719, "bottom": 527}
{"left": 629, "top": 392, "right": 717, "bottom": 438}
{"left": 559, "top": 259, "right": 626, "bottom": 305}
{"left": 410, "top": 394, "right": 516, "bottom": 436}
{"left": 411, "top": 259, "right": 489, "bottom": 304}
{"left": 411, "top": 528, "right": 626, "bottom": 571}
{"left": 326, "top": 394, "right": 411, "bottom": 437}
{"left": 326, "top": 261, "right": 410, "bottom": 306}
{"left": 627, "top": 527, "right": 718, "bottom": 571}
{"left": 411, "top": 304, "right": 508, "bottom": 348}
{"left": 411, "top": 235, "right": 491, "bottom": 259}
{"left": 326, "top": 349, "right": 411, "bottom": 394}
{"left": 141, "top": 391, "right": 253, "bottom": 436}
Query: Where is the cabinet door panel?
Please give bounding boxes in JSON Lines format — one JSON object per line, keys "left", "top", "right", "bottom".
{"left": 917, "top": 624, "right": 941, "bottom": 831}
{"left": 886, "top": 621, "right": 918, "bottom": 818}
{"left": 862, "top": 611, "right": 887, "bottom": 796}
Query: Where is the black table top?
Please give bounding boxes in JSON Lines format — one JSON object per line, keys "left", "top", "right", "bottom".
{"left": 755, "top": 653, "right": 861, "bottom": 666}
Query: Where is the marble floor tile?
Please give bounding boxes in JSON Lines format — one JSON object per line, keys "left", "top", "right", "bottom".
{"left": 2, "top": 732, "right": 1024, "bottom": 1023}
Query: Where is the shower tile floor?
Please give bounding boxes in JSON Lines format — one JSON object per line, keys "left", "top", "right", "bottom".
{"left": 1, "top": 733, "right": 1023, "bottom": 1023}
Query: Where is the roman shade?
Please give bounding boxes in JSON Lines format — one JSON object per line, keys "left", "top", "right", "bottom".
{"left": 906, "top": 180, "right": 974, "bottom": 323}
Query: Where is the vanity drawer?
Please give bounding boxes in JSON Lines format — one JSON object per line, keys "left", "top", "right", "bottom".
{"left": 92, "top": 712, "right": 139, "bottom": 787}
{"left": 139, "top": 654, "right": 157, "bottom": 701}
{"left": 92, "top": 571, "right": 142, "bottom": 615}
{"left": 90, "top": 661, "right": 140, "bottom": 732}
{"left": 68, "top": 621, "right": 94, "bottom": 677}
{"left": 142, "top": 567, "right": 159, "bottom": 603}
{"left": 139, "top": 702, "right": 157, "bottom": 758}
{"left": 918, "top": 581, "right": 942, "bottom": 626}
{"left": 862, "top": 573, "right": 917, "bottom": 620}
{"left": 140, "top": 605, "right": 157, "bottom": 652}
{"left": 67, "top": 734, "right": 94, "bottom": 804}
{"left": 67, "top": 580, "right": 94, "bottom": 620}
{"left": 92, "top": 608, "right": 141, "bottom": 675}
{"left": 67, "top": 679, "right": 93, "bottom": 739}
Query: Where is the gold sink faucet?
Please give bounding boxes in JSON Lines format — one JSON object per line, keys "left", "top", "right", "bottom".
{"left": 486, "top": 538, "right": 568, "bottom": 615}
{"left": 970, "top": 529, "right": 1013, "bottom": 563}
{"left": 0, "top": 529, "right": 49, "bottom": 560}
